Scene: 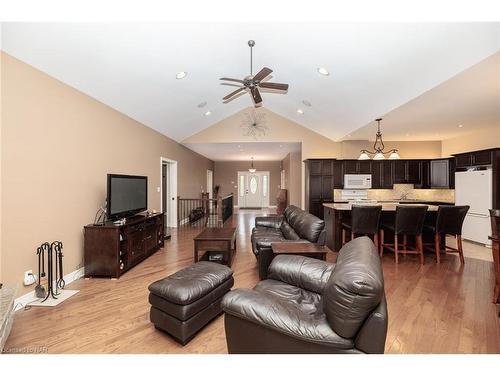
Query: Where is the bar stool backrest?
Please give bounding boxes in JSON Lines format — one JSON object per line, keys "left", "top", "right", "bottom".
{"left": 436, "top": 205, "right": 470, "bottom": 235}
{"left": 490, "top": 209, "right": 500, "bottom": 238}
{"left": 351, "top": 205, "right": 382, "bottom": 235}
{"left": 394, "top": 205, "right": 428, "bottom": 235}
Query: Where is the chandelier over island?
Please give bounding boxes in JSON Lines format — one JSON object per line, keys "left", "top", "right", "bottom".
{"left": 358, "top": 118, "right": 400, "bottom": 160}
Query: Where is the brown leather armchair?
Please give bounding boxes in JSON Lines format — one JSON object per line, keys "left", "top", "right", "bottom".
{"left": 222, "top": 237, "right": 388, "bottom": 354}
{"left": 251, "top": 205, "right": 326, "bottom": 279}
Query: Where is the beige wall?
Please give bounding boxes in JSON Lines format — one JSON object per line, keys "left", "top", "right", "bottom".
{"left": 340, "top": 140, "right": 442, "bottom": 159}
{"left": 281, "top": 151, "right": 302, "bottom": 206}
{"left": 441, "top": 126, "right": 500, "bottom": 156}
{"left": 214, "top": 160, "right": 281, "bottom": 206}
{"left": 1, "top": 52, "right": 213, "bottom": 295}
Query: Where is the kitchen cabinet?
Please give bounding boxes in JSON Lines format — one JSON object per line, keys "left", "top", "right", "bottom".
{"left": 333, "top": 160, "right": 344, "bottom": 188}
{"left": 407, "top": 160, "right": 422, "bottom": 185}
{"left": 371, "top": 161, "right": 382, "bottom": 188}
{"left": 305, "top": 159, "right": 337, "bottom": 219}
{"left": 430, "top": 159, "right": 450, "bottom": 188}
{"left": 393, "top": 160, "right": 407, "bottom": 183}
{"left": 371, "top": 161, "right": 393, "bottom": 189}
{"left": 454, "top": 149, "right": 495, "bottom": 168}
{"left": 343, "top": 160, "right": 358, "bottom": 174}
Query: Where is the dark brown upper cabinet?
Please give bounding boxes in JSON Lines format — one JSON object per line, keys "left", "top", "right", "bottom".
{"left": 407, "top": 160, "right": 422, "bottom": 185}
{"left": 309, "top": 160, "right": 323, "bottom": 175}
{"left": 371, "top": 161, "right": 393, "bottom": 189}
{"left": 358, "top": 161, "right": 372, "bottom": 174}
{"left": 454, "top": 149, "right": 495, "bottom": 168}
{"left": 333, "top": 160, "right": 344, "bottom": 189}
{"left": 393, "top": 160, "right": 407, "bottom": 183}
{"left": 343, "top": 160, "right": 358, "bottom": 174}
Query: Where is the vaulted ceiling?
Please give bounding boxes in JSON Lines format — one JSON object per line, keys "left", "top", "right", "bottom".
{"left": 1, "top": 22, "right": 499, "bottom": 142}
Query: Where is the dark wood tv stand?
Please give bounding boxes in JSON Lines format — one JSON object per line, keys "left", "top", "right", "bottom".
{"left": 84, "top": 213, "right": 165, "bottom": 278}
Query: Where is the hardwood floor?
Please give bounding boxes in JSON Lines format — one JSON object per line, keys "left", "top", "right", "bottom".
{"left": 5, "top": 209, "right": 500, "bottom": 354}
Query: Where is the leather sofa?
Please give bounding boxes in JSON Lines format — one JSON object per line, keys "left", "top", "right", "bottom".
{"left": 251, "top": 205, "right": 326, "bottom": 279}
{"left": 222, "top": 236, "right": 388, "bottom": 354}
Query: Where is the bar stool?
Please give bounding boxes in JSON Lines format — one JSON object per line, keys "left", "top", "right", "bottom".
{"left": 423, "top": 205, "right": 470, "bottom": 264}
{"left": 380, "top": 205, "right": 428, "bottom": 264}
{"left": 341, "top": 205, "right": 382, "bottom": 250}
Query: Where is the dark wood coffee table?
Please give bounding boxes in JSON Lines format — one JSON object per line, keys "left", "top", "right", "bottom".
{"left": 271, "top": 242, "right": 329, "bottom": 261}
{"left": 194, "top": 227, "right": 237, "bottom": 267}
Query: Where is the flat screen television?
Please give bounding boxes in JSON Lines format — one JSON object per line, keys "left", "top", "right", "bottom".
{"left": 107, "top": 174, "right": 147, "bottom": 220}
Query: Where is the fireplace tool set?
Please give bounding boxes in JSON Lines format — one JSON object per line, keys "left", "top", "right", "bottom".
{"left": 35, "top": 241, "right": 65, "bottom": 302}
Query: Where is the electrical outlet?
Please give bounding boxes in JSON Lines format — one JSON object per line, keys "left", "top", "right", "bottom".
{"left": 23, "top": 270, "right": 37, "bottom": 286}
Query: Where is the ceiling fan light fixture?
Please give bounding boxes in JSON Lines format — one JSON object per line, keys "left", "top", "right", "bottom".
{"left": 204, "top": 110, "right": 211, "bottom": 116}
{"left": 317, "top": 67, "right": 330, "bottom": 76}
{"left": 297, "top": 109, "right": 304, "bottom": 115}
{"left": 176, "top": 71, "right": 187, "bottom": 80}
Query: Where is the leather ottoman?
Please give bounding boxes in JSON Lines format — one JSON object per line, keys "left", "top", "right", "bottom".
{"left": 148, "top": 261, "right": 234, "bottom": 345}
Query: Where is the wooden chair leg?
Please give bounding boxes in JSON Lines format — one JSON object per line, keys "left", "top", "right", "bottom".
{"left": 403, "top": 234, "right": 407, "bottom": 251}
{"left": 342, "top": 228, "right": 346, "bottom": 245}
{"left": 379, "top": 229, "right": 384, "bottom": 256}
{"left": 457, "top": 235, "right": 465, "bottom": 265}
{"left": 394, "top": 234, "right": 399, "bottom": 264}
{"left": 434, "top": 233, "right": 441, "bottom": 264}
{"left": 373, "top": 233, "right": 379, "bottom": 252}
{"left": 416, "top": 235, "right": 424, "bottom": 265}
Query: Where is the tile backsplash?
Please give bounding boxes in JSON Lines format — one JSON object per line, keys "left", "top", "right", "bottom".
{"left": 334, "top": 184, "right": 455, "bottom": 203}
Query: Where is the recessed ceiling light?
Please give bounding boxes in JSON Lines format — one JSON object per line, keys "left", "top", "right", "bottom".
{"left": 302, "top": 100, "right": 312, "bottom": 107}
{"left": 197, "top": 101, "right": 207, "bottom": 108}
{"left": 317, "top": 67, "right": 329, "bottom": 76}
{"left": 204, "top": 111, "right": 211, "bottom": 116}
{"left": 458, "top": 124, "right": 464, "bottom": 128}
{"left": 176, "top": 71, "right": 187, "bottom": 80}
{"left": 297, "top": 109, "right": 304, "bottom": 115}
{"left": 405, "top": 133, "right": 410, "bottom": 136}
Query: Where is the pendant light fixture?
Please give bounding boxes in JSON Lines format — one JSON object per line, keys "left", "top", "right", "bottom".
{"left": 358, "top": 118, "right": 400, "bottom": 160}
{"left": 248, "top": 157, "right": 257, "bottom": 173}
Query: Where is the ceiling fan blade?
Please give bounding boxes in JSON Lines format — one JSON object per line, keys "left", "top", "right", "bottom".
{"left": 250, "top": 87, "right": 263, "bottom": 107}
{"left": 220, "top": 82, "right": 244, "bottom": 88}
{"left": 223, "top": 87, "right": 245, "bottom": 101}
{"left": 258, "top": 82, "right": 289, "bottom": 91}
{"left": 252, "top": 67, "right": 273, "bottom": 82}
{"left": 220, "top": 77, "right": 245, "bottom": 84}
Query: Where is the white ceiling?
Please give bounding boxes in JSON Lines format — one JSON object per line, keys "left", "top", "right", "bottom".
{"left": 345, "top": 52, "right": 500, "bottom": 141}
{"left": 186, "top": 142, "right": 300, "bottom": 161}
{"left": 1, "top": 22, "right": 499, "bottom": 142}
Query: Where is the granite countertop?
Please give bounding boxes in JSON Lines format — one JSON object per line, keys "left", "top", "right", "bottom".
{"left": 324, "top": 202, "right": 439, "bottom": 211}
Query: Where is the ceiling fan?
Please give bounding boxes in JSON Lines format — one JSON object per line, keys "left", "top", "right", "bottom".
{"left": 220, "top": 40, "right": 289, "bottom": 107}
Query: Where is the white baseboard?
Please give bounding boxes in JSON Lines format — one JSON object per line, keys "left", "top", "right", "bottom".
{"left": 14, "top": 267, "right": 85, "bottom": 311}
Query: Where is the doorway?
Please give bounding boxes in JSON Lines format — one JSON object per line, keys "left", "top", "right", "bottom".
{"left": 237, "top": 171, "right": 270, "bottom": 208}
{"left": 160, "top": 157, "right": 178, "bottom": 233}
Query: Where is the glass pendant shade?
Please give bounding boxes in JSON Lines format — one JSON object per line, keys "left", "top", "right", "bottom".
{"left": 373, "top": 152, "right": 385, "bottom": 160}
{"left": 248, "top": 157, "right": 257, "bottom": 173}
{"left": 388, "top": 150, "right": 400, "bottom": 159}
{"left": 358, "top": 151, "right": 370, "bottom": 160}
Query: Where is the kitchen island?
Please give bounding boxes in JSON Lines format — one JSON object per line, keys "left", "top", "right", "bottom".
{"left": 323, "top": 202, "right": 440, "bottom": 251}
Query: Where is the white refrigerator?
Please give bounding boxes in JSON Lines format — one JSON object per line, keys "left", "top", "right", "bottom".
{"left": 455, "top": 168, "right": 492, "bottom": 245}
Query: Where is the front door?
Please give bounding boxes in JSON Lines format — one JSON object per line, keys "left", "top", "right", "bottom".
{"left": 238, "top": 171, "right": 270, "bottom": 208}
